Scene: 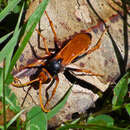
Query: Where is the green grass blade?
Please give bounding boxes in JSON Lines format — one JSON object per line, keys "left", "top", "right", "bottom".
{"left": 4, "top": 85, "right": 20, "bottom": 112}
{"left": 47, "top": 86, "right": 72, "bottom": 120}
{"left": 9, "top": 0, "right": 50, "bottom": 73}
{"left": 0, "top": 31, "right": 13, "bottom": 44}
{"left": 0, "top": 0, "right": 21, "bottom": 21}
{"left": 6, "top": 109, "right": 25, "bottom": 128}
{"left": 25, "top": 0, "right": 50, "bottom": 31}
{"left": 0, "top": 68, "right": 3, "bottom": 96}
{"left": 58, "top": 124, "right": 126, "bottom": 130}
{"left": 5, "top": 2, "right": 25, "bottom": 77}
{"left": 0, "top": 29, "right": 20, "bottom": 63}
{"left": 87, "top": 115, "right": 114, "bottom": 127}
{"left": 2, "top": 59, "right": 6, "bottom": 130}
{"left": 0, "top": 2, "right": 24, "bottom": 70}
{"left": 122, "top": 0, "right": 129, "bottom": 68}
{"left": 13, "top": 2, "right": 25, "bottom": 36}
{"left": 0, "top": 29, "right": 21, "bottom": 75}
{"left": 125, "top": 103, "right": 130, "bottom": 116}
{"left": 0, "top": 1, "right": 23, "bottom": 74}
{"left": 0, "top": 71, "right": 20, "bottom": 113}
{"left": 0, "top": 126, "right": 3, "bottom": 129}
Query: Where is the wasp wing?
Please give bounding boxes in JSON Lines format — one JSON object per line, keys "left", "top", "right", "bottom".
{"left": 12, "top": 68, "right": 39, "bottom": 78}
{"left": 56, "top": 33, "right": 91, "bottom": 66}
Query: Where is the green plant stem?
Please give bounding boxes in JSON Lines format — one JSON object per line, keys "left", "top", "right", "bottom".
{"left": 3, "top": 59, "right": 6, "bottom": 130}
{"left": 91, "top": 104, "right": 127, "bottom": 117}
{"left": 121, "top": 0, "right": 128, "bottom": 69}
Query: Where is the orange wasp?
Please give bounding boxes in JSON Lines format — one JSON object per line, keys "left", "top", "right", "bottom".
{"left": 12, "top": 11, "right": 107, "bottom": 112}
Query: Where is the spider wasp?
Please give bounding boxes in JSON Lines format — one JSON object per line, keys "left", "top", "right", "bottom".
{"left": 12, "top": 11, "right": 107, "bottom": 112}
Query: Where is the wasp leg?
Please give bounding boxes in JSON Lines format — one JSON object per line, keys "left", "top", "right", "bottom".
{"left": 12, "top": 61, "right": 46, "bottom": 87}
{"left": 21, "top": 86, "right": 37, "bottom": 107}
{"left": 12, "top": 77, "right": 40, "bottom": 87}
{"left": 66, "top": 67, "right": 103, "bottom": 77}
{"left": 45, "top": 76, "right": 59, "bottom": 108}
{"left": 45, "top": 79, "right": 55, "bottom": 105}
{"left": 39, "top": 80, "right": 50, "bottom": 112}
{"left": 36, "top": 29, "right": 51, "bottom": 55}
{"left": 72, "top": 28, "right": 108, "bottom": 63}
{"left": 86, "top": 27, "right": 108, "bottom": 55}
{"left": 20, "top": 60, "right": 46, "bottom": 70}
{"left": 44, "top": 11, "right": 59, "bottom": 50}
